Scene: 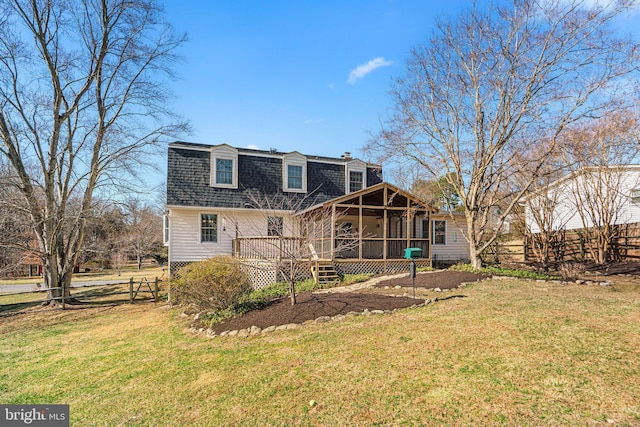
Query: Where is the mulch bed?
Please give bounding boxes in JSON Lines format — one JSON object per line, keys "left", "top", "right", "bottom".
{"left": 210, "top": 292, "right": 423, "bottom": 333}
{"left": 375, "top": 270, "right": 488, "bottom": 290}
{"left": 209, "top": 270, "right": 486, "bottom": 334}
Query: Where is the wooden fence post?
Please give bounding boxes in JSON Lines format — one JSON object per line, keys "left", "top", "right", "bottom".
{"left": 154, "top": 277, "right": 159, "bottom": 303}
{"left": 129, "top": 277, "right": 134, "bottom": 303}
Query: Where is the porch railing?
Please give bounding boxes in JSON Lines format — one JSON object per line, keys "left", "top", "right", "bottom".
{"left": 233, "top": 237, "right": 305, "bottom": 259}
{"left": 234, "top": 237, "right": 430, "bottom": 260}
{"left": 335, "top": 239, "right": 430, "bottom": 259}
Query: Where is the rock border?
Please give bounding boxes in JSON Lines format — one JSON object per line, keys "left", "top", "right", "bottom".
{"left": 190, "top": 300, "right": 434, "bottom": 339}
{"left": 188, "top": 274, "right": 614, "bottom": 339}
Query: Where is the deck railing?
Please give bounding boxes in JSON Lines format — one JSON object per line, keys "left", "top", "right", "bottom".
{"left": 233, "top": 237, "right": 430, "bottom": 260}
{"left": 233, "top": 237, "right": 305, "bottom": 259}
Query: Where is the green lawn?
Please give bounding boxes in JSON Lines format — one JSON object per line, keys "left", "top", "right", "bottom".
{"left": 0, "top": 266, "right": 166, "bottom": 286}
{"left": 1, "top": 277, "right": 638, "bottom": 426}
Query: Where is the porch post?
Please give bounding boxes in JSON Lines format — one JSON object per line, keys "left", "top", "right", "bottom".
{"left": 383, "top": 185, "right": 388, "bottom": 264}
{"left": 406, "top": 197, "right": 411, "bottom": 249}
{"left": 358, "top": 194, "right": 363, "bottom": 259}
{"left": 330, "top": 204, "right": 336, "bottom": 259}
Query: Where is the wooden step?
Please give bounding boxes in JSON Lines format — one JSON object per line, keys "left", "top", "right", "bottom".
{"left": 311, "top": 261, "right": 339, "bottom": 284}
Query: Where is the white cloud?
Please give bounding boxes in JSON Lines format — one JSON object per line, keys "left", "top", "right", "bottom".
{"left": 246, "top": 144, "right": 260, "bottom": 150}
{"left": 304, "top": 118, "right": 324, "bottom": 124}
{"left": 347, "top": 57, "right": 394, "bottom": 84}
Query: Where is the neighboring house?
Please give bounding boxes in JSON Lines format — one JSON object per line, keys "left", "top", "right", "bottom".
{"left": 523, "top": 165, "right": 640, "bottom": 262}
{"left": 524, "top": 166, "right": 640, "bottom": 233}
{"left": 166, "top": 142, "right": 463, "bottom": 285}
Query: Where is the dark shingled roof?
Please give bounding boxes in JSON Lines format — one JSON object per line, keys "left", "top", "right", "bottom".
{"left": 166, "top": 143, "right": 383, "bottom": 209}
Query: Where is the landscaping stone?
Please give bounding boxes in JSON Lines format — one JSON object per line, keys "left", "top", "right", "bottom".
{"left": 332, "top": 314, "right": 346, "bottom": 322}
{"left": 261, "top": 326, "right": 276, "bottom": 333}
{"left": 371, "top": 310, "right": 384, "bottom": 315}
{"left": 219, "top": 330, "right": 229, "bottom": 336}
{"left": 250, "top": 326, "right": 262, "bottom": 335}
{"left": 227, "top": 330, "right": 238, "bottom": 337}
{"left": 346, "top": 311, "right": 359, "bottom": 317}
{"left": 237, "top": 329, "right": 249, "bottom": 338}
{"left": 434, "top": 288, "right": 442, "bottom": 292}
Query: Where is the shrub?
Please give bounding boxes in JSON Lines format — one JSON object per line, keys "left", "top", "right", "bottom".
{"left": 449, "top": 263, "right": 561, "bottom": 280}
{"left": 171, "top": 256, "right": 252, "bottom": 311}
{"left": 558, "top": 263, "right": 586, "bottom": 281}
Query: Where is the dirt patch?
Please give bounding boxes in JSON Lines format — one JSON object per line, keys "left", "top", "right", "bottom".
{"left": 209, "top": 270, "right": 485, "bottom": 334}
{"left": 375, "top": 270, "right": 487, "bottom": 290}
{"left": 210, "top": 292, "right": 423, "bottom": 333}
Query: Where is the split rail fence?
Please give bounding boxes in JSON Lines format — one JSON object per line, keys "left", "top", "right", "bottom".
{"left": 0, "top": 277, "right": 164, "bottom": 315}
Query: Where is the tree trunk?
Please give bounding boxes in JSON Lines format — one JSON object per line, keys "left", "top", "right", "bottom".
{"left": 289, "top": 281, "right": 296, "bottom": 306}
{"left": 465, "top": 211, "right": 482, "bottom": 270}
{"left": 43, "top": 268, "right": 72, "bottom": 306}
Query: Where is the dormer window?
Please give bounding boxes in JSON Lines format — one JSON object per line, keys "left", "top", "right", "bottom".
{"left": 349, "top": 171, "right": 364, "bottom": 193}
{"left": 283, "top": 152, "right": 307, "bottom": 193}
{"left": 345, "top": 159, "right": 367, "bottom": 194}
{"left": 210, "top": 145, "right": 238, "bottom": 188}
{"left": 288, "top": 165, "right": 303, "bottom": 189}
{"left": 216, "top": 158, "right": 233, "bottom": 185}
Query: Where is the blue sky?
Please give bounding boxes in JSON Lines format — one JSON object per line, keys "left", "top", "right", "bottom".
{"left": 160, "top": 0, "right": 468, "bottom": 162}
{"left": 150, "top": 0, "right": 640, "bottom": 196}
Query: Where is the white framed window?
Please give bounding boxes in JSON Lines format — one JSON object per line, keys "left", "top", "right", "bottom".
{"left": 200, "top": 213, "right": 218, "bottom": 243}
{"left": 433, "top": 220, "right": 446, "bottom": 245}
{"left": 215, "top": 158, "right": 233, "bottom": 185}
{"left": 349, "top": 171, "right": 364, "bottom": 193}
{"left": 210, "top": 145, "right": 238, "bottom": 188}
{"left": 283, "top": 152, "right": 307, "bottom": 193}
{"left": 632, "top": 188, "right": 640, "bottom": 204}
{"left": 345, "top": 159, "right": 367, "bottom": 194}
{"left": 288, "top": 165, "right": 303, "bottom": 189}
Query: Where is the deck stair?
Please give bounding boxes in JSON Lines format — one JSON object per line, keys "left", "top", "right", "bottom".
{"left": 311, "top": 261, "right": 340, "bottom": 284}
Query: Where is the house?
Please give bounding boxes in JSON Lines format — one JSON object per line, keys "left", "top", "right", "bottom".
{"left": 430, "top": 211, "right": 470, "bottom": 266}
{"left": 165, "top": 142, "right": 470, "bottom": 285}
{"left": 523, "top": 165, "right": 640, "bottom": 262}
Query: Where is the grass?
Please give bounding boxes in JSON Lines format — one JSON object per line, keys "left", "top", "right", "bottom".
{"left": 1, "top": 277, "right": 639, "bottom": 426}
{"left": 0, "top": 266, "right": 167, "bottom": 286}
{"left": 0, "top": 281, "right": 166, "bottom": 316}
{"left": 450, "top": 263, "right": 561, "bottom": 280}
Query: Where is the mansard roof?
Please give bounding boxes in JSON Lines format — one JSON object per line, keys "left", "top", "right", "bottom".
{"left": 166, "top": 142, "right": 383, "bottom": 209}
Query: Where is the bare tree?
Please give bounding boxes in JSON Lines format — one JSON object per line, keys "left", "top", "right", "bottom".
{"left": 233, "top": 192, "right": 359, "bottom": 305}
{"left": 366, "top": 0, "right": 640, "bottom": 269}
{"left": 0, "top": 0, "right": 187, "bottom": 304}
{"left": 563, "top": 114, "right": 640, "bottom": 263}
{"left": 521, "top": 162, "right": 571, "bottom": 266}
{"left": 123, "top": 199, "right": 163, "bottom": 269}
